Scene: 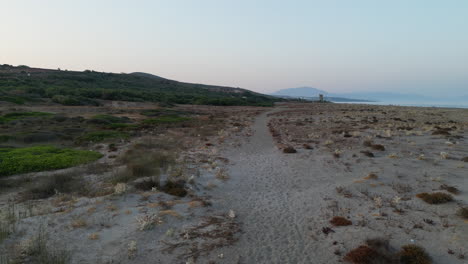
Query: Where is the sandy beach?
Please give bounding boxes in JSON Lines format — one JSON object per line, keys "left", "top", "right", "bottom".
{"left": 1, "top": 102, "right": 467, "bottom": 264}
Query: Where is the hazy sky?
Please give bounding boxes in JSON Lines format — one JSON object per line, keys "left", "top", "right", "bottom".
{"left": 1, "top": 0, "right": 467, "bottom": 95}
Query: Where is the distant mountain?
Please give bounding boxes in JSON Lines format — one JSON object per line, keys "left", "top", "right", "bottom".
{"left": 271, "top": 87, "right": 328, "bottom": 97}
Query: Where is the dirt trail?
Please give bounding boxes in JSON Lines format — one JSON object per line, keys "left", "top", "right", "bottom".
{"left": 212, "top": 109, "right": 337, "bottom": 263}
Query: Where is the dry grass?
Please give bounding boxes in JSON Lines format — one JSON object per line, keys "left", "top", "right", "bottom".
{"left": 457, "top": 207, "right": 468, "bottom": 219}
{"left": 330, "top": 216, "right": 352, "bottom": 226}
{"left": 344, "top": 245, "right": 378, "bottom": 264}
{"left": 416, "top": 192, "right": 453, "bottom": 204}
{"left": 88, "top": 233, "right": 99, "bottom": 240}
{"left": 371, "top": 144, "right": 386, "bottom": 151}
{"left": 364, "top": 173, "right": 378, "bottom": 180}
{"left": 440, "top": 184, "right": 460, "bottom": 194}
{"left": 71, "top": 218, "right": 87, "bottom": 229}
{"left": 283, "top": 146, "right": 297, "bottom": 153}
{"left": 399, "top": 244, "right": 431, "bottom": 264}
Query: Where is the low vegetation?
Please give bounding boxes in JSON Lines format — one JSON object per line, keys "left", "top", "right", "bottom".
{"left": 416, "top": 192, "right": 453, "bottom": 204}
{"left": 0, "top": 146, "right": 102, "bottom": 176}
{"left": 78, "top": 131, "right": 129, "bottom": 142}
{"left": 330, "top": 216, "right": 352, "bottom": 226}
{"left": 142, "top": 115, "right": 191, "bottom": 125}
{"left": 0, "top": 111, "right": 52, "bottom": 123}
{"left": 400, "top": 244, "right": 431, "bottom": 264}
{"left": 0, "top": 65, "right": 279, "bottom": 106}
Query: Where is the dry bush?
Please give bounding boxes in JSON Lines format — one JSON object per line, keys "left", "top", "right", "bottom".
{"left": 360, "top": 150, "right": 374, "bottom": 157}
{"left": 457, "top": 207, "right": 468, "bottom": 219}
{"left": 330, "top": 216, "right": 352, "bottom": 226}
{"left": 20, "top": 173, "right": 87, "bottom": 201}
{"left": 344, "top": 238, "right": 402, "bottom": 264}
{"left": 440, "top": 184, "right": 460, "bottom": 194}
{"left": 283, "top": 146, "right": 297, "bottom": 153}
{"left": 371, "top": 144, "right": 386, "bottom": 151}
{"left": 364, "top": 173, "right": 378, "bottom": 180}
{"left": 344, "top": 245, "right": 378, "bottom": 264}
{"left": 303, "top": 144, "right": 313, "bottom": 149}
{"left": 161, "top": 180, "right": 187, "bottom": 197}
{"left": 71, "top": 218, "right": 87, "bottom": 229}
{"left": 363, "top": 140, "right": 373, "bottom": 147}
{"left": 399, "top": 245, "right": 431, "bottom": 264}
{"left": 416, "top": 192, "right": 453, "bottom": 204}
{"left": 462, "top": 157, "right": 468, "bottom": 162}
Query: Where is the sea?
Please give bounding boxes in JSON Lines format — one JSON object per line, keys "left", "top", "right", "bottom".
{"left": 335, "top": 101, "right": 468, "bottom": 109}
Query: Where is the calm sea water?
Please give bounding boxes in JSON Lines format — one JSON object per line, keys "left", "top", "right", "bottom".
{"left": 336, "top": 101, "right": 468, "bottom": 109}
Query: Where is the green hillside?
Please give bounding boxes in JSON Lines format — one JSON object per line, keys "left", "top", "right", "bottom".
{"left": 0, "top": 64, "right": 278, "bottom": 106}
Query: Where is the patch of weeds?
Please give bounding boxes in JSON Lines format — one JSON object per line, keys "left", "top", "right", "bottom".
{"left": 142, "top": 115, "right": 191, "bottom": 125}
{"left": 440, "top": 184, "right": 460, "bottom": 194}
{"left": 344, "top": 238, "right": 399, "bottom": 264}
{"left": 371, "top": 144, "right": 385, "bottom": 151}
{"left": 0, "top": 112, "right": 53, "bottom": 124}
{"left": 461, "top": 157, "right": 468, "bottom": 162}
{"left": 330, "top": 216, "right": 352, "bottom": 226}
{"left": 416, "top": 192, "right": 453, "bottom": 204}
{"left": 78, "top": 131, "right": 129, "bottom": 142}
{"left": 134, "top": 178, "right": 159, "bottom": 191}
{"left": 283, "top": 146, "right": 297, "bottom": 153}
{"left": 364, "top": 173, "right": 378, "bottom": 180}
{"left": 344, "top": 245, "right": 379, "bottom": 263}
{"left": 161, "top": 181, "right": 187, "bottom": 197}
{"left": 399, "top": 244, "right": 431, "bottom": 264}
{"left": 457, "top": 207, "right": 468, "bottom": 219}
{"left": 89, "top": 114, "right": 130, "bottom": 124}
{"left": 141, "top": 109, "right": 186, "bottom": 117}
{"left": 360, "top": 150, "right": 374, "bottom": 157}
{"left": 0, "top": 146, "right": 102, "bottom": 177}
{"left": 20, "top": 174, "right": 86, "bottom": 201}
{"left": 0, "top": 135, "right": 14, "bottom": 143}
{"left": 17, "top": 227, "right": 71, "bottom": 264}
{"left": 106, "top": 123, "right": 137, "bottom": 129}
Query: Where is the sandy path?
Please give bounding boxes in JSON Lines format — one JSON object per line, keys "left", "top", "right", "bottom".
{"left": 213, "top": 109, "right": 336, "bottom": 263}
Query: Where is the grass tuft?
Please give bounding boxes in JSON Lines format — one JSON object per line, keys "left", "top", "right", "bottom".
{"left": 283, "top": 146, "right": 297, "bottom": 153}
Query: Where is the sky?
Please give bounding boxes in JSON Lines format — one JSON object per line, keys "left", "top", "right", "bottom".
{"left": 1, "top": 0, "right": 467, "bottom": 96}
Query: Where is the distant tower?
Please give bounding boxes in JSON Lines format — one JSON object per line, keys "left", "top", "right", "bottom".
{"left": 319, "top": 94, "right": 324, "bottom": 102}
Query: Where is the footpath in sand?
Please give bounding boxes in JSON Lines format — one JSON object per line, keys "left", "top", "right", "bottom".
{"left": 210, "top": 105, "right": 468, "bottom": 264}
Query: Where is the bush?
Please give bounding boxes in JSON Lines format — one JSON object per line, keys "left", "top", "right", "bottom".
{"left": 330, "top": 216, "right": 352, "bottom": 226}
{"left": 0, "top": 146, "right": 102, "bottom": 176}
{"left": 142, "top": 115, "right": 191, "bottom": 125}
{"left": 283, "top": 146, "right": 297, "bottom": 153}
{"left": 371, "top": 144, "right": 385, "bottom": 151}
{"left": 416, "top": 192, "right": 453, "bottom": 204}
{"left": 21, "top": 174, "right": 85, "bottom": 200}
{"left": 399, "top": 245, "right": 431, "bottom": 264}
{"left": 457, "top": 207, "right": 468, "bottom": 219}
{"left": 79, "top": 131, "right": 129, "bottom": 142}
{"left": 0, "top": 111, "right": 52, "bottom": 123}
{"left": 344, "top": 245, "right": 378, "bottom": 263}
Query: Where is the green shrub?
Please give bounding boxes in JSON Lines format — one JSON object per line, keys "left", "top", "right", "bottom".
{"left": 142, "top": 115, "right": 191, "bottom": 124}
{"left": 0, "top": 146, "right": 102, "bottom": 176}
{"left": 79, "top": 131, "right": 129, "bottom": 142}
{"left": 0, "top": 112, "right": 53, "bottom": 123}
{"left": 90, "top": 114, "right": 130, "bottom": 124}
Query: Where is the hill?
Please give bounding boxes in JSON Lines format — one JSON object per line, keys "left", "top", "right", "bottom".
{"left": 0, "top": 64, "right": 277, "bottom": 106}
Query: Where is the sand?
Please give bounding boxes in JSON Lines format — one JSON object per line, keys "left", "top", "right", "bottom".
{"left": 1, "top": 102, "right": 467, "bottom": 264}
